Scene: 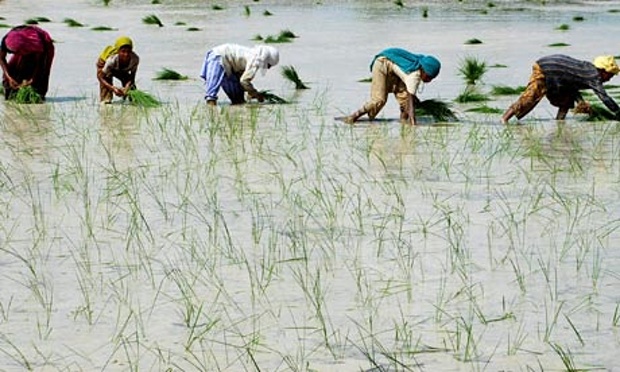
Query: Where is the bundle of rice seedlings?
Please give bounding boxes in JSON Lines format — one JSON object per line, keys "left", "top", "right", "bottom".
{"left": 143, "top": 14, "right": 164, "bottom": 27}
{"left": 491, "top": 85, "right": 526, "bottom": 95}
{"left": 0, "top": 24, "right": 12, "bottom": 29}
{"left": 263, "top": 10, "right": 273, "bottom": 16}
{"left": 126, "top": 89, "right": 161, "bottom": 108}
{"left": 466, "top": 105, "right": 503, "bottom": 114}
{"left": 174, "top": 21, "right": 186, "bottom": 26}
{"left": 212, "top": 5, "right": 224, "bottom": 10}
{"left": 556, "top": 24, "right": 570, "bottom": 31}
{"left": 416, "top": 99, "right": 458, "bottom": 122}
{"left": 91, "top": 26, "right": 116, "bottom": 31}
{"left": 465, "top": 38, "right": 483, "bottom": 45}
{"left": 154, "top": 68, "right": 187, "bottom": 81}
{"left": 187, "top": 27, "right": 200, "bottom": 31}
{"left": 244, "top": 5, "right": 251, "bottom": 16}
{"left": 25, "top": 16, "right": 51, "bottom": 24}
{"left": 455, "top": 90, "right": 489, "bottom": 103}
{"left": 259, "top": 90, "right": 287, "bottom": 104}
{"left": 103, "top": 0, "right": 111, "bottom": 6}
{"left": 281, "top": 65, "right": 309, "bottom": 89}
{"left": 583, "top": 103, "right": 616, "bottom": 121}
{"left": 458, "top": 56, "right": 488, "bottom": 86}
{"left": 13, "top": 86, "right": 43, "bottom": 104}
{"left": 63, "top": 18, "right": 84, "bottom": 27}
{"left": 548, "top": 42, "right": 570, "bottom": 47}
{"left": 264, "top": 29, "right": 298, "bottom": 43}
{"left": 394, "top": 0, "right": 404, "bottom": 8}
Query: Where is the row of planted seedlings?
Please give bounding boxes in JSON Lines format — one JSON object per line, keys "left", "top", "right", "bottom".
{"left": 3, "top": 85, "right": 620, "bottom": 370}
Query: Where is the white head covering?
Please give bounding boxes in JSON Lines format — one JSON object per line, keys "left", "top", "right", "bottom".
{"left": 253, "top": 45, "right": 279, "bottom": 75}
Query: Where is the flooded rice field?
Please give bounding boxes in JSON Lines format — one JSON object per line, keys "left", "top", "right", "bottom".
{"left": 1, "top": 0, "right": 620, "bottom": 370}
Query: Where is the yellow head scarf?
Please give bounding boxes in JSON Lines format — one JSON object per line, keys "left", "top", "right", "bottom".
{"left": 593, "top": 55, "right": 620, "bottom": 75}
{"left": 98, "top": 36, "right": 134, "bottom": 61}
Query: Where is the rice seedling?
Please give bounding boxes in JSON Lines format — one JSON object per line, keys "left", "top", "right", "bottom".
{"left": 152, "top": 0, "right": 161, "bottom": 3}
{"left": 25, "top": 16, "right": 51, "bottom": 24}
{"left": 263, "top": 10, "right": 273, "bottom": 16}
{"left": 259, "top": 90, "right": 287, "bottom": 104}
{"left": 0, "top": 24, "right": 11, "bottom": 28}
{"left": 281, "top": 65, "right": 309, "bottom": 89}
{"left": 465, "top": 38, "right": 483, "bottom": 45}
{"left": 103, "top": 0, "right": 111, "bottom": 5}
{"left": 550, "top": 343, "right": 579, "bottom": 371}
{"left": 126, "top": 89, "right": 161, "bottom": 107}
{"left": 548, "top": 42, "right": 570, "bottom": 47}
{"left": 583, "top": 103, "right": 616, "bottom": 121}
{"left": 465, "top": 105, "right": 503, "bottom": 114}
{"left": 394, "top": 0, "right": 404, "bottom": 8}
{"left": 153, "top": 68, "right": 187, "bottom": 81}
{"left": 490, "top": 63, "right": 508, "bottom": 68}
{"left": 212, "top": 4, "right": 224, "bottom": 10}
{"left": 613, "top": 304, "right": 620, "bottom": 326}
{"left": 416, "top": 99, "right": 458, "bottom": 121}
{"left": 186, "top": 27, "right": 200, "bottom": 31}
{"left": 142, "top": 14, "right": 164, "bottom": 27}
{"left": 556, "top": 24, "right": 570, "bottom": 31}
{"left": 263, "top": 29, "right": 298, "bottom": 44}
{"left": 491, "top": 85, "right": 525, "bottom": 95}
{"left": 455, "top": 90, "right": 488, "bottom": 103}
{"left": 422, "top": 7, "right": 429, "bottom": 17}
{"left": 63, "top": 18, "right": 84, "bottom": 27}
{"left": 458, "top": 56, "right": 488, "bottom": 87}
{"left": 357, "top": 77, "right": 372, "bottom": 83}
{"left": 573, "top": 15, "right": 585, "bottom": 21}
{"left": 91, "top": 26, "right": 116, "bottom": 31}
{"left": 13, "top": 85, "right": 43, "bottom": 104}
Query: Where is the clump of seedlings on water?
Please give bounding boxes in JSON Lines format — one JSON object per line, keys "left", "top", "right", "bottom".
{"left": 91, "top": 26, "right": 116, "bottom": 31}
{"left": 63, "top": 18, "right": 84, "bottom": 27}
{"left": 455, "top": 56, "right": 489, "bottom": 103}
{"left": 416, "top": 99, "right": 458, "bottom": 121}
{"left": 465, "top": 38, "right": 483, "bottom": 45}
{"left": 154, "top": 68, "right": 187, "bottom": 81}
{"left": 491, "top": 85, "right": 525, "bottom": 95}
{"left": 281, "top": 65, "right": 309, "bottom": 89}
{"left": 254, "top": 29, "right": 298, "bottom": 43}
{"left": 143, "top": 14, "right": 164, "bottom": 27}
{"left": 259, "top": 90, "right": 287, "bottom": 104}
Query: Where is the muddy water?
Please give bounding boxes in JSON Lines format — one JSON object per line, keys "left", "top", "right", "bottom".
{"left": 1, "top": 1, "right": 620, "bottom": 371}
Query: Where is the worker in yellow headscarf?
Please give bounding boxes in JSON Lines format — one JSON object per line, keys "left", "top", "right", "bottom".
{"left": 96, "top": 36, "right": 140, "bottom": 104}
{"left": 502, "top": 54, "right": 620, "bottom": 123}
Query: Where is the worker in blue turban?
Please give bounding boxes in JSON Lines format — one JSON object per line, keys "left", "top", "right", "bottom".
{"left": 344, "top": 48, "right": 441, "bottom": 125}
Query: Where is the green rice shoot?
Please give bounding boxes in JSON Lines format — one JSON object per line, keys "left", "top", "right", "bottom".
{"left": 455, "top": 90, "right": 489, "bottom": 103}
{"left": 466, "top": 105, "right": 503, "bottom": 114}
{"left": 154, "top": 68, "right": 187, "bottom": 81}
{"left": 584, "top": 103, "right": 616, "bottom": 121}
{"left": 416, "top": 99, "right": 458, "bottom": 122}
{"left": 63, "top": 18, "right": 84, "bottom": 27}
{"left": 465, "top": 38, "right": 483, "bottom": 45}
{"left": 127, "top": 89, "right": 161, "bottom": 108}
{"left": 91, "top": 26, "right": 116, "bottom": 31}
{"left": 281, "top": 65, "right": 309, "bottom": 90}
{"left": 13, "top": 85, "right": 43, "bottom": 104}
{"left": 143, "top": 14, "right": 164, "bottom": 27}
{"left": 491, "top": 85, "right": 526, "bottom": 95}
{"left": 259, "top": 90, "right": 288, "bottom": 104}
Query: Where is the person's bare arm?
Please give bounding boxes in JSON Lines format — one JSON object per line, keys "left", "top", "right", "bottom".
{"left": 0, "top": 49, "right": 19, "bottom": 89}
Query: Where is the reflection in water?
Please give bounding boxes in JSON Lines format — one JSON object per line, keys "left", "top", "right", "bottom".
{"left": 97, "top": 104, "right": 140, "bottom": 170}
{"left": 1, "top": 103, "right": 53, "bottom": 159}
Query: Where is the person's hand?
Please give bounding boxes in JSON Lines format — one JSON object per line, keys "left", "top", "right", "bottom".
{"left": 574, "top": 100, "right": 592, "bottom": 114}
{"left": 5, "top": 75, "right": 20, "bottom": 89}
{"left": 113, "top": 87, "right": 126, "bottom": 97}
{"left": 19, "top": 79, "right": 33, "bottom": 88}
{"left": 255, "top": 93, "right": 265, "bottom": 103}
